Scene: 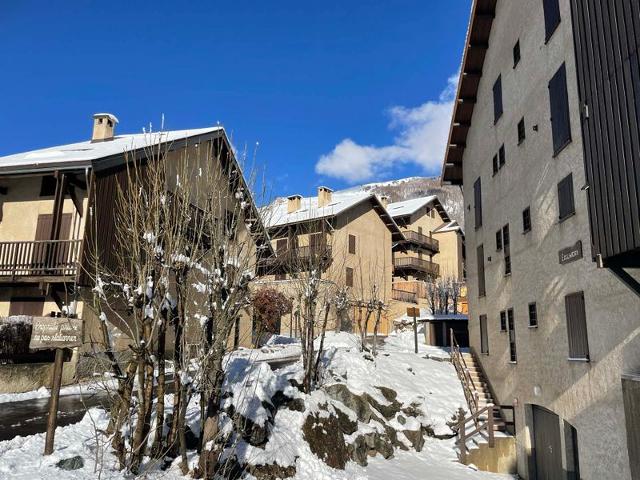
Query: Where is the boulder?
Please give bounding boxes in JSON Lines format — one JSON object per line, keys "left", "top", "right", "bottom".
{"left": 403, "top": 429, "right": 425, "bottom": 452}
{"left": 246, "top": 463, "right": 296, "bottom": 480}
{"left": 56, "top": 455, "right": 84, "bottom": 470}
{"left": 233, "top": 413, "right": 270, "bottom": 447}
{"left": 334, "top": 405, "right": 358, "bottom": 435}
{"left": 271, "top": 390, "right": 305, "bottom": 412}
{"left": 302, "top": 411, "right": 350, "bottom": 470}
{"left": 324, "top": 384, "right": 383, "bottom": 424}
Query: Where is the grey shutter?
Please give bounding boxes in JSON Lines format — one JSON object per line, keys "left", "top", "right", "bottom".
{"left": 558, "top": 174, "right": 575, "bottom": 220}
{"left": 480, "top": 315, "right": 489, "bottom": 354}
{"left": 565, "top": 291, "right": 589, "bottom": 360}
{"left": 493, "top": 75, "right": 503, "bottom": 122}
{"left": 477, "top": 244, "right": 486, "bottom": 297}
{"left": 549, "top": 63, "right": 572, "bottom": 154}
{"left": 474, "top": 177, "right": 482, "bottom": 229}
{"left": 543, "top": 0, "right": 561, "bottom": 40}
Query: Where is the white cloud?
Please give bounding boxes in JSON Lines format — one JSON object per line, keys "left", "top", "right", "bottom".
{"left": 315, "top": 73, "right": 458, "bottom": 183}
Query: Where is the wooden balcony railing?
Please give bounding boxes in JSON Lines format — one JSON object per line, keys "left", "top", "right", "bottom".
{"left": 402, "top": 230, "right": 439, "bottom": 253}
{"left": 393, "top": 256, "right": 439, "bottom": 277}
{"left": 260, "top": 245, "right": 333, "bottom": 272}
{"left": 392, "top": 288, "right": 418, "bottom": 304}
{"left": 0, "top": 240, "right": 82, "bottom": 280}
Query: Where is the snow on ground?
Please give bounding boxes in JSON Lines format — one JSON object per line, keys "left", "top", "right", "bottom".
{"left": 0, "top": 331, "right": 513, "bottom": 479}
{"left": 0, "top": 378, "right": 118, "bottom": 405}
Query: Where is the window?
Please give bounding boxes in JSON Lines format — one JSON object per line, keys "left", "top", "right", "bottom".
{"left": 493, "top": 75, "right": 503, "bottom": 123}
{"left": 507, "top": 308, "right": 517, "bottom": 362}
{"left": 480, "top": 315, "right": 489, "bottom": 354}
{"left": 503, "top": 224, "right": 511, "bottom": 275}
{"left": 549, "top": 63, "right": 572, "bottom": 154}
{"left": 498, "top": 144, "right": 505, "bottom": 168}
{"left": 39, "top": 176, "right": 57, "bottom": 196}
{"left": 492, "top": 154, "right": 499, "bottom": 175}
{"left": 276, "top": 238, "right": 287, "bottom": 253}
{"left": 565, "top": 291, "right": 589, "bottom": 360}
{"left": 543, "top": 0, "right": 561, "bottom": 41}
{"left": 348, "top": 234, "right": 356, "bottom": 254}
{"left": 528, "top": 302, "right": 538, "bottom": 327}
{"left": 474, "top": 177, "right": 483, "bottom": 229}
{"left": 345, "top": 267, "right": 354, "bottom": 287}
{"left": 513, "top": 40, "right": 521, "bottom": 68}
{"left": 523, "top": 207, "right": 532, "bottom": 233}
{"left": 517, "top": 117, "right": 526, "bottom": 144}
{"left": 477, "top": 244, "right": 486, "bottom": 297}
{"left": 558, "top": 173, "right": 575, "bottom": 221}
{"left": 496, "top": 229, "right": 503, "bottom": 251}
{"left": 500, "top": 310, "right": 507, "bottom": 332}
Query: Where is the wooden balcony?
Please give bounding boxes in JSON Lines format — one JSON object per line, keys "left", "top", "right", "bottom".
{"left": 401, "top": 230, "right": 439, "bottom": 254}
{"left": 394, "top": 256, "right": 439, "bottom": 278}
{"left": 392, "top": 288, "right": 418, "bottom": 304}
{"left": 0, "top": 240, "right": 82, "bottom": 282}
{"left": 259, "top": 245, "right": 333, "bottom": 273}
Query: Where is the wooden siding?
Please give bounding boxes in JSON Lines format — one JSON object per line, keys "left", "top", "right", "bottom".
{"left": 571, "top": 0, "right": 640, "bottom": 264}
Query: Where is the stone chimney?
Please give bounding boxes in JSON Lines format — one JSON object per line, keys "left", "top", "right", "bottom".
{"left": 92, "top": 113, "right": 119, "bottom": 142}
{"left": 317, "top": 186, "right": 333, "bottom": 208}
{"left": 287, "top": 194, "right": 302, "bottom": 213}
{"left": 379, "top": 195, "right": 390, "bottom": 208}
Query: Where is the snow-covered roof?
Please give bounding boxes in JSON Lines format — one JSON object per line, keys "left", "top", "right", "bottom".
{"left": 386, "top": 196, "right": 438, "bottom": 217}
{"left": 261, "top": 191, "right": 405, "bottom": 241}
{"left": 433, "top": 220, "right": 463, "bottom": 234}
{"left": 262, "top": 191, "right": 372, "bottom": 228}
{"left": 0, "top": 127, "right": 222, "bottom": 174}
{"left": 394, "top": 308, "right": 468, "bottom": 324}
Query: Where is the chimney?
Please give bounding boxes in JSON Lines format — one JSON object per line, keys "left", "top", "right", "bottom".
{"left": 287, "top": 194, "right": 302, "bottom": 213}
{"left": 379, "top": 195, "right": 390, "bottom": 208}
{"left": 92, "top": 113, "right": 119, "bottom": 142}
{"left": 317, "top": 186, "right": 333, "bottom": 208}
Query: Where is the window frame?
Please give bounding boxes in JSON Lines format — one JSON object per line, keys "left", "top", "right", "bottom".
{"left": 558, "top": 173, "right": 576, "bottom": 221}
{"left": 507, "top": 308, "right": 517, "bottom": 363}
{"left": 496, "top": 229, "right": 503, "bottom": 251}
{"left": 522, "top": 206, "right": 532, "bottom": 233}
{"left": 474, "top": 177, "right": 483, "bottom": 229}
{"left": 500, "top": 310, "right": 507, "bottom": 332}
{"left": 348, "top": 234, "right": 356, "bottom": 255}
{"left": 517, "top": 117, "right": 526, "bottom": 144}
{"left": 493, "top": 75, "right": 503, "bottom": 124}
{"left": 513, "top": 39, "right": 521, "bottom": 68}
{"left": 528, "top": 302, "right": 538, "bottom": 328}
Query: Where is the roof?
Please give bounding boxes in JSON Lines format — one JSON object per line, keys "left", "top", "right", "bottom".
{"left": 386, "top": 195, "right": 452, "bottom": 223}
{"left": 0, "top": 127, "right": 223, "bottom": 174}
{"left": 261, "top": 191, "right": 405, "bottom": 242}
{"left": 441, "top": 0, "right": 498, "bottom": 185}
{"left": 433, "top": 220, "right": 463, "bottom": 234}
{"left": 394, "top": 309, "right": 468, "bottom": 324}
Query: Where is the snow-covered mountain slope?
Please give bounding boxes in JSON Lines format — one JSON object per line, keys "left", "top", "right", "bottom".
{"left": 336, "top": 176, "right": 464, "bottom": 226}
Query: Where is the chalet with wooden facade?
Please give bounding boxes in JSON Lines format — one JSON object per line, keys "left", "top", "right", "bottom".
{"left": 0, "top": 114, "right": 269, "bottom": 392}
{"left": 442, "top": 0, "right": 640, "bottom": 478}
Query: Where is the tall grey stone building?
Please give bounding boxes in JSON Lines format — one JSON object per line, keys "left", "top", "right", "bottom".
{"left": 442, "top": 0, "right": 640, "bottom": 478}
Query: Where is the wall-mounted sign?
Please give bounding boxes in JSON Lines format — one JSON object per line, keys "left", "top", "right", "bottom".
{"left": 559, "top": 241, "right": 583, "bottom": 265}
{"left": 29, "top": 317, "right": 83, "bottom": 350}
{"left": 406, "top": 307, "right": 420, "bottom": 317}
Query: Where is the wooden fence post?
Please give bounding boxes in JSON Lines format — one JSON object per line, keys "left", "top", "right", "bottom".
{"left": 487, "top": 403, "right": 495, "bottom": 448}
{"left": 44, "top": 348, "right": 64, "bottom": 455}
{"left": 458, "top": 407, "right": 467, "bottom": 464}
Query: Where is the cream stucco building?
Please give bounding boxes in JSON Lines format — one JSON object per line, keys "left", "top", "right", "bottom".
{"left": 442, "top": 0, "right": 640, "bottom": 478}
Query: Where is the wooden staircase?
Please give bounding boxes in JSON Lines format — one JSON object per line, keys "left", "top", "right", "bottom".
{"left": 449, "top": 330, "right": 516, "bottom": 474}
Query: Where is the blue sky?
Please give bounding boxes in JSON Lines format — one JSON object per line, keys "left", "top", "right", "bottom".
{"left": 0, "top": 1, "right": 468, "bottom": 198}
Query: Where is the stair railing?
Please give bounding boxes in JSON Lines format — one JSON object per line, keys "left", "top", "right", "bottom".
{"left": 456, "top": 403, "right": 495, "bottom": 463}
{"left": 449, "top": 329, "right": 480, "bottom": 421}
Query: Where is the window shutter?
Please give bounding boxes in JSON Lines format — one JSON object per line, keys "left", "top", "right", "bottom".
{"left": 474, "top": 177, "right": 483, "bottom": 228}
{"left": 276, "top": 238, "right": 287, "bottom": 253}
{"left": 543, "top": 0, "right": 561, "bottom": 41}
{"left": 549, "top": 63, "right": 572, "bottom": 154}
{"left": 480, "top": 315, "right": 489, "bottom": 354}
{"left": 493, "top": 75, "right": 503, "bottom": 123}
{"left": 496, "top": 230, "right": 503, "bottom": 251}
{"left": 565, "top": 291, "right": 589, "bottom": 360}
{"left": 346, "top": 267, "right": 354, "bottom": 287}
{"left": 348, "top": 234, "right": 356, "bottom": 254}
{"left": 500, "top": 310, "right": 507, "bottom": 331}
{"left": 477, "top": 244, "right": 486, "bottom": 297}
{"left": 558, "top": 174, "right": 575, "bottom": 220}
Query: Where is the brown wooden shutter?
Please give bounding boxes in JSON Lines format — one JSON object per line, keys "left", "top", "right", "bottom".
{"left": 480, "top": 314, "right": 489, "bottom": 354}
{"left": 9, "top": 296, "right": 45, "bottom": 316}
{"left": 565, "top": 291, "right": 589, "bottom": 360}
{"left": 474, "top": 177, "right": 482, "bottom": 229}
{"left": 276, "top": 238, "right": 287, "bottom": 253}
{"left": 348, "top": 234, "right": 356, "bottom": 254}
{"left": 549, "top": 63, "right": 572, "bottom": 154}
{"left": 346, "top": 267, "right": 354, "bottom": 287}
{"left": 477, "top": 244, "right": 486, "bottom": 297}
